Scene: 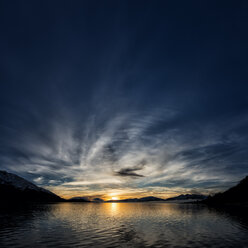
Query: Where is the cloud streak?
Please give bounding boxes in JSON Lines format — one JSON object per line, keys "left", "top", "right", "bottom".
{"left": 1, "top": 97, "right": 247, "bottom": 198}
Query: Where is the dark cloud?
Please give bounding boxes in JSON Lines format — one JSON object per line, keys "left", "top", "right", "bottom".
{"left": 115, "top": 166, "right": 145, "bottom": 178}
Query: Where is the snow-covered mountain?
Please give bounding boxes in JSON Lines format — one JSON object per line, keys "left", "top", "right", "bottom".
{"left": 1, "top": 170, "right": 50, "bottom": 193}
{"left": 0, "top": 170, "right": 63, "bottom": 202}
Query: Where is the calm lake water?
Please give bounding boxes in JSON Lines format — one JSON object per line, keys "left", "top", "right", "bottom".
{"left": 0, "top": 202, "right": 248, "bottom": 248}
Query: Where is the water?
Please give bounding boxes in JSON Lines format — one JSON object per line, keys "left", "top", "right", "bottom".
{"left": 0, "top": 202, "right": 248, "bottom": 248}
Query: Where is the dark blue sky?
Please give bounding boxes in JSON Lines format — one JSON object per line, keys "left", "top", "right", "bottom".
{"left": 0, "top": 1, "right": 248, "bottom": 198}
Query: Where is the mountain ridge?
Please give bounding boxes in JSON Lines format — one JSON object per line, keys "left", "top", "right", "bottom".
{"left": 0, "top": 170, "right": 63, "bottom": 203}
{"left": 202, "top": 176, "right": 248, "bottom": 206}
{"left": 165, "top": 194, "right": 207, "bottom": 201}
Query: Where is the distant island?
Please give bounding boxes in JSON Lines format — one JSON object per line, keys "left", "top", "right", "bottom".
{"left": 1, "top": 170, "right": 247, "bottom": 207}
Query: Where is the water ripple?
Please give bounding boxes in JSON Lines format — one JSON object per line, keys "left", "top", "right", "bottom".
{"left": 0, "top": 203, "right": 248, "bottom": 248}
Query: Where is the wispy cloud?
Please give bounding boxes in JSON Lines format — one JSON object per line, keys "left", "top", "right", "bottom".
{"left": 1, "top": 106, "right": 247, "bottom": 198}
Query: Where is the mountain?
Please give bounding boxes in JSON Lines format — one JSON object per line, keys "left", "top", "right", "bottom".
{"left": 68, "top": 197, "right": 90, "bottom": 202}
{"left": 106, "top": 195, "right": 208, "bottom": 203}
{"left": 139, "top": 196, "right": 165, "bottom": 201}
{"left": 165, "top": 194, "right": 207, "bottom": 201}
{"left": 106, "top": 198, "right": 139, "bottom": 202}
{"left": 93, "top": 198, "right": 104, "bottom": 203}
{"left": 0, "top": 170, "right": 63, "bottom": 203}
{"left": 203, "top": 176, "right": 248, "bottom": 205}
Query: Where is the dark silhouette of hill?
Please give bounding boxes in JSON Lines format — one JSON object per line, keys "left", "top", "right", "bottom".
{"left": 0, "top": 171, "right": 63, "bottom": 203}
{"left": 165, "top": 194, "right": 207, "bottom": 201}
{"left": 203, "top": 176, "right": 248, "bottom": 206}
{"left": 138, "top": 196, "right": 165, "bottom": 202}
{"left": 93, "top": 198, "right": 104, "bottom": 202}
{"left": 67, "top": 197, "right": 90, "bottom": 202}
{"left": 106, "top": 195, "right": 206, "bottom": 203}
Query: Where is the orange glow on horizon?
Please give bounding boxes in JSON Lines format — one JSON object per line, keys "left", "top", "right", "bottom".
{"left": 45, "top": 185, "right": 196, "bottom": 201}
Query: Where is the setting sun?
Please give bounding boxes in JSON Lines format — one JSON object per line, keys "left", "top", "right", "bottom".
{"left": 111, "top": 197, "right": 119, "bottom": 201}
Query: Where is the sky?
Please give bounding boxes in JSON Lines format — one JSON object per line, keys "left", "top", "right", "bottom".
{"left": 0, "top": 1, "right": 248, "bottom": 200}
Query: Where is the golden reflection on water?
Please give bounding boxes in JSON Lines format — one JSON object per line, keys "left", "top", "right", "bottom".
{"left": 109, "top": 203, "right": 119, "bottom": 215}
{"left": 104, "top": 202, "right": 183, "bottom": 217}
{"left": 53, "top": 202, "right": 187, "bottom": 220}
